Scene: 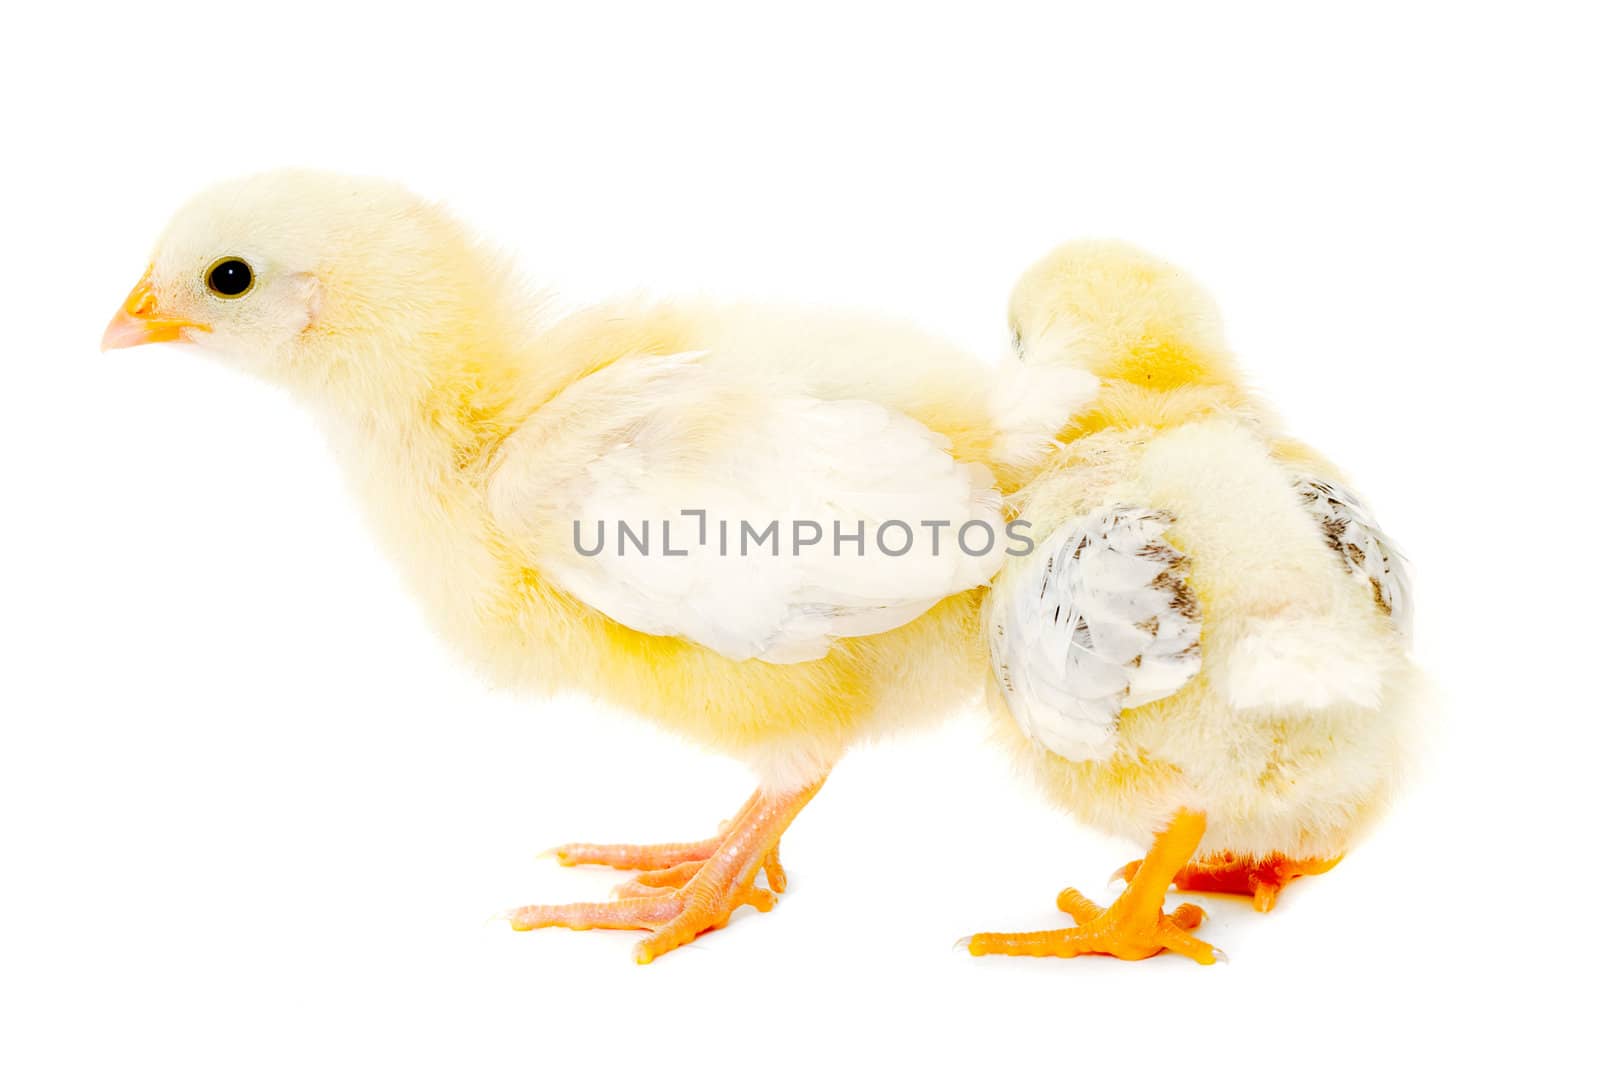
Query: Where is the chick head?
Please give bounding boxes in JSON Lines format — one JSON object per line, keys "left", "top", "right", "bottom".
{"left": 1007, "top": 240, "right": 1233, "bottom": 389}
{"left": 101, "top": 170, "right": 494, "bottom": 393}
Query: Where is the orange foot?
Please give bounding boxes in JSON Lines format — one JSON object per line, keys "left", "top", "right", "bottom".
{"left": 967, "top": 809, "right": 1220, "bottom": 965}
{"left": 967, "top": 891, "right": 1212, "bottom": 963}
{"left": 1115, "top": 851, "right": 1341, "bottom": 913}
{"left": 510, "top": 780, "right": 821, "bottom": 963}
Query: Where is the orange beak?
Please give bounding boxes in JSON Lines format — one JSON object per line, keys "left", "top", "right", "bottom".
{"left": 101, "top": 269, "right": 210, "bottom": 351}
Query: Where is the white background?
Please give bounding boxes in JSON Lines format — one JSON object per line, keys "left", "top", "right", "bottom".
{"left": 3, "top": 2, "right": 1595, "bottom": 1063}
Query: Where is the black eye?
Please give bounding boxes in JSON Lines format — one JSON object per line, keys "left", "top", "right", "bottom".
{"left": 205, "top": 257, "right": 254, "bottom": 298}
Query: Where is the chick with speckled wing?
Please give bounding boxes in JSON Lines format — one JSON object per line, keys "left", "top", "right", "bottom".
{"left": 966, "top": 241, "right": 1420, "bottom": 964}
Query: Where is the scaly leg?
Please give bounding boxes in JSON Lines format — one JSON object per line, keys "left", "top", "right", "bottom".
{"left": 1114, "top": 851, "right": 1340, "bottom": 912}
{"left": 509, "top": 779, "right": 822, "bottom": 963}
{"left": 967, "top": 809, "right": 1218, "bottom": 964}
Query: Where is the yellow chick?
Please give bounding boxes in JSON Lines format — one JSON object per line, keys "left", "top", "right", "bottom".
{"left": 101, "top": 170, "right": 1087, "bottom": 963}
{"left": 966, "top": 242, "right": 1420, "bottom": 964}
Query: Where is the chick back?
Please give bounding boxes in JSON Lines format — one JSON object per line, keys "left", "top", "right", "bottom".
{"left": 995, "top": 413, "right": 1419, "bottom": 857}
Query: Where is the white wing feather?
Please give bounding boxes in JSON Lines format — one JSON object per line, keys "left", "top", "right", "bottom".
{"left": 990, "top": 507, "right": 1201, "bottom": 761}
{"left": 489, "top": 353, "right": 1003, "bottom": 663}
{"left": 1296, "top": 478, "right": 1413, "bottom": 639}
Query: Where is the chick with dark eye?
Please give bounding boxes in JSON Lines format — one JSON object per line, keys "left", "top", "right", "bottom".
{"left": 205, "top": 257, "right": 254, "bottom": 298}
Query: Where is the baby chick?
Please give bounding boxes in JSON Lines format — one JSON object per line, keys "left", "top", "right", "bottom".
{"left": 101, "top": 170, "right": 1074, "bottom": 963}
{"left": 967, "top": 242, "right": 1419, "bottom": 964}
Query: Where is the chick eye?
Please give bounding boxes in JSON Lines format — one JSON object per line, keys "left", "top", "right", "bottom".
{"left": 205, "top": 257, "right": 254, "bottom": 298}
{"left": 1010, "top": 324, "right": 1025, "bottom": 359}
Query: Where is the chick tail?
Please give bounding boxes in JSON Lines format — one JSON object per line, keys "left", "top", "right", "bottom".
{"left": 1138, "top": 419, "right": 1396, "bottom": 716}
{"left": 1212, "top": 615, "right": 1389, "bottom": 713}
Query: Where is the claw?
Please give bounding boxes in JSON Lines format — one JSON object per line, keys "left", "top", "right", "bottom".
{"left": 1109, "top": 859, "right": 1158, "bottom": 888}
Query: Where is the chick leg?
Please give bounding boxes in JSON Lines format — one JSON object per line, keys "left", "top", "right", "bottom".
{"left": 1114, "top": 851, "right": 1340, "bottom": 912}
{"left": 509, "top": 779, "right": 822, "bottom": 963}
{"left": 966, "top": 809, "right": 1219, "bottom": 964}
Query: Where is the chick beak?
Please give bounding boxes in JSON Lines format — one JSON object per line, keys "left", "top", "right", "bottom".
{"left": 101, "top": 269, "right": 210, "bottom": 351}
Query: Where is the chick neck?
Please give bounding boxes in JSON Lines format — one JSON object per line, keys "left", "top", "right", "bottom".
{"left": 297, "top": 253, "right": 585, "bottom": 492}
{"left": 294, "top": 274, "right": 600, "bottom": 646}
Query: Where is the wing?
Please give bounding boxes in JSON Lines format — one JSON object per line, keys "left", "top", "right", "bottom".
{"left": 488, "top": 353, "right": 1003, "bottom": 664}
{"left": 989, "top": 507, "right": 1202, "bottom": 761}
{"left": 1295, "top": 478, "right": 1413, "bottom": 638}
